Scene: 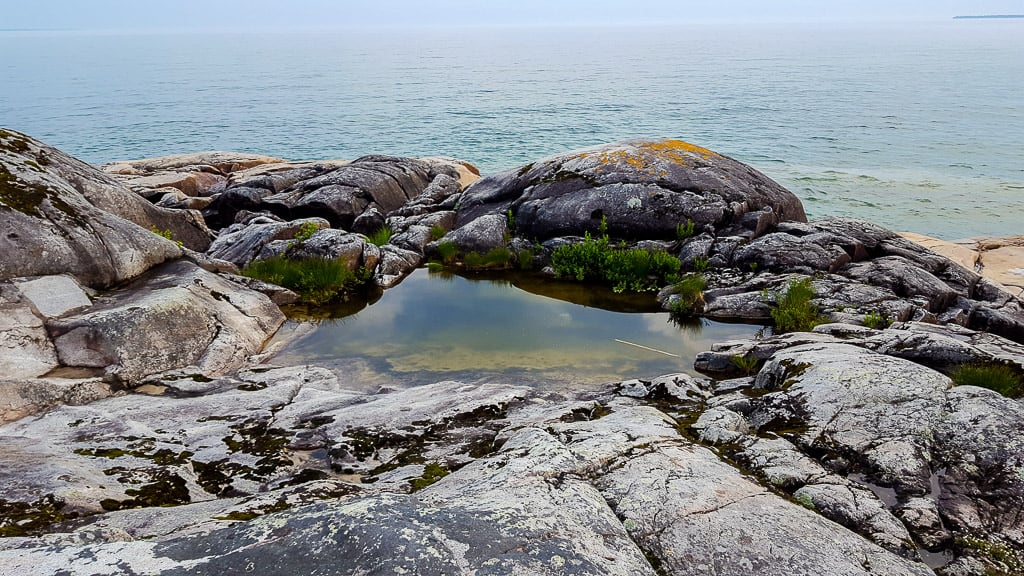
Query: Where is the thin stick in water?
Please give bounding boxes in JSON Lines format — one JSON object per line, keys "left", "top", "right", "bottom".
{"left": 614, "top": 339, "right": 680, "bottom": 358}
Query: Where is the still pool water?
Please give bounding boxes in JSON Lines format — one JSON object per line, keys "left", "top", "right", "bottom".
{"left": 270, "top": 269, "right": 763, "bottom": 392}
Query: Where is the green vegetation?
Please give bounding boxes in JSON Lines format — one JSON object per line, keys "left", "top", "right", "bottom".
{"left": 863, "top": 311, "right": 890, "bottom": 330}
{"left": 367, "top": 226, "right": 393, "bottom": 247}
{"left": 550, "top": 217, "right": 681, "bottom": 293}
{"left": 150, "top": 225, "right": 184, "bottom": 248}
{"left": 427, "top": 261, "right": 445, "bottom": 273}
{"left": 730, "top": 354, "right": 761, "bottom": 376}
{"left": 437, "top": 241, "right": 458, "bottom": 264}
{"left": 464, "top": 247, "right": 513, "bottom": 270}
{"left": 668, "top": 274, "right": 706, "bottom": 316}
{"left": 294, "top": 221, "right": 320, "bottom": 244}
{"left": 429, "top": 223, "right": 447, "bottom": 241}
{"left": 692, "top": 255, "right": 710, "bottom": 272}
{"left": 516, "top": 248, "right": 535, "bottom": 270}
{"left": 950, "top": 363, "right": 1023, "bottom": 398}
{"left": 241, "top": 256, "right": 367, "bottom": 305}
{"left": 764, "top": 278, "right": 824, "bottom": 333}
{"left": 676, "top": 219, "right": 696, "bottom": 240}
{"left": 954, "top": 535, "right": 1023, "bottom": 575}
{"left": 409, "top": 462, "right": 450, "bottom": 492}
{"left": 506, "top": 208, "right": 515, "bottom": 232}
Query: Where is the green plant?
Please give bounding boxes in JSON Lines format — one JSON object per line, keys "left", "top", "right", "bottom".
{"left": 950, "top": 363, "right": 1023, "bottom": 398}
{"left": 668, "top": 274, "right": 706, "bottom": 316}
{"left": 676, "top": 219, "right": 696, "bottom": 240}
{"left": 766, "top": 278, "right": 824, "bottom": 333}
{"left": 464, "top": 247, "right": 513, "bottom": 270}
{"left": 604, "top": 248, "right": 681, "bottom": 293}
{"left": 294, "top": 221, "right": 319, "bottom": 244}
{"left": 693, "top": 255, "right": 710, "bottom": 272}
{"left": 517, "top": 248, "right": 535, "bottom": 270}
{"left": 749, "top": 262, "right": 759, "bottom": 273}
{"left": 551, "top": 231, "right": 610, "bottom": 281}
{"left": 241, "top": 256, "right": 365, "bottom": 305}
{"left": 506, "top": 209, "right": 515, "bottom": 233}
{"left": 429, "top": 224, "right": 447, "bottom": 241}
{"left": 427, "top": 261, "right": 444, "bottom": 273}
{"left": 731, "top": 354, "right": 760, "bottom": 376}
{"left": 367, "top": 226, "right": 393, "bottom": 247}
{"left": 149, "top": 225, "right": 183, "bottom": 248}
{"left": 437, "top": 241, "right": 458, "bottom": 264}
{"left": 863, "top": 311, "right": 889, "bottom": 330}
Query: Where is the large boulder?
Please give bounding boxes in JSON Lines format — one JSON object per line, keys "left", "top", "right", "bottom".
{"left": 455, "top": 139, "right": 807, "bottom": 245}
{"left": 0, "top": 129, "right": 191, "bottom": 287}
{"left": 46, "top": 260, "right": 285, "bottom": 385}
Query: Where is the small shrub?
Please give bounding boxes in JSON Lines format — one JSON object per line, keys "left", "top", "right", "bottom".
{"left": 676, "top": 220, "right": 696, "bottom": 240}
{"left": 604, "top": 248, "right": 680, "bottom": 293}
{"left": 367, "top": 226, "right": 393, "bottom": 247}
{"left": 506, "top": 209, "right": 515, "bottom": 233}
{"left": 437, "top": 241, "right": 458, "bottom": 264}
{"left": 551, "top": 232, "right": 610, "bottom": 281}
{"left": 863, "top": 311, "right": 889, "bottom": 330}
{"left": 429, "top": 224, "right": 446, "bottom": 241}
{"left": 693, "top": 255, "right": 710, "bottom": 272}
{"left": 950, "top": 363, "right": 1023, "bottom": 398}
{"left": 241, "top": 256, "right": 364, "bottom": 305}
{"left": 669, "top": 274, "right": 706, "bottom": 316}
{"left": 150, "top": 226, "right": 183, "bottom": 248}
{"left": 731, "top": 354, "right": 760, "bottom": 376}
{"left": 294, "top": 221, "right": 319, "bottom": 244}
{"left": 426, "top": 261, "right": 444, "bottom": 273}
{"left": 766, "top": 278, "right": 823, "bottom": 333}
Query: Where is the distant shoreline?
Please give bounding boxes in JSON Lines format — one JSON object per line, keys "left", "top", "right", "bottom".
{"left": 953, "top": 14, "right": 1024, "bottom": 19}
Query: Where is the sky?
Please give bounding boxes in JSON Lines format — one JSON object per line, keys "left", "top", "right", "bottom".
{"left": 2, "top": 0, "right": 1023, "bottom": 31}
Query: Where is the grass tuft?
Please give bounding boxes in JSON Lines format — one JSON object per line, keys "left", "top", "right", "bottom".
{"left": 950, "top": 363, "right": 1023, "bottom": 398}
{"left": 765, "top": 278, "right": 824, "bottom": 333}
{"left": 241, "top": 256, "right": 365, "bottom": 305}
{"left": 367, "top": 226, "right": 393, "bottom": 247}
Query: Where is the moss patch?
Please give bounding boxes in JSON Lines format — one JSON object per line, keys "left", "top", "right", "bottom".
{"left": 0, "top": 495, "right": 74, "bottom": 537}
{"left": 409, "top": 462, "right": 450, "bottom": 492}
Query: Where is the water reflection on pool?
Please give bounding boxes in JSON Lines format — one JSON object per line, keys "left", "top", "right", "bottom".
{"left": 271, "top": 268, "right": 763, "bottom": 392}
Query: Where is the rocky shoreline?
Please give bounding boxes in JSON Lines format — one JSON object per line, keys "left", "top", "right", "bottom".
{"left": 1, "top": 129, "right": 1023, "bottom": 575}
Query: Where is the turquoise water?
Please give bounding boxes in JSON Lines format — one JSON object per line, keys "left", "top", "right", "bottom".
{"left": 2, "top": 21, "right": 1022, "bottom": 238}
{"left": 271, "top": 269, "right": 761, "bottom": 390}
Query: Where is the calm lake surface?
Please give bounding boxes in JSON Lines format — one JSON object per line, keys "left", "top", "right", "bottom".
{"left": 2, "top": 20, "right": 1022, "bottom": 239}
{"left": 270, "top": 269, "right": 761, "bottom": 391}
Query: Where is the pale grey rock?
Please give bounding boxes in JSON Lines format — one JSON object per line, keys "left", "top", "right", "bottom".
{"left": 12, "top": 274, "right": 91, "bottom": 318}
{"left": 101, "top": 151, "right": 285, "bottom": 176}
{"left": 441, "top": 213, "right": 508, "bottom": 254}
{"left": 373, "top": 245, "right": 422, "bottom": 288}
{"left": 0, "top": 283, "right": 59, "bottom": 378}
{"left": 0, "top": 377, "right": 111, "bottom": 424}
{"left": 47, "top": 260, "right": 284, "bottom": 385}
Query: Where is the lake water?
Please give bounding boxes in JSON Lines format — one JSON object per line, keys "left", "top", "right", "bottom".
{"left": 2, "top": 20, "right": 1022, "bottom": 239}
{"left": 270, "top": 269, "right": 761, "bottom": 391}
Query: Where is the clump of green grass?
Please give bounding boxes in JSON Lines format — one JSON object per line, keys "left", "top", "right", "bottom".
{"left": 464, "top": 247, "right": 513, "bottom": 270}
{"left": 550, "top": 217, "right": 681, "bottom": 293}
{"left": 437, "top": 241, "right": 458, "bottom": 264}
{"left": 429, "top": 224, "right": 447, "bottom": 241}
{"left": 692, "top": 255, "right": 710, "bottom": 272}
{"left": 950, "top": 363, "right": 1023, "bottom": 398}
{"left": 863, "top": 310, "right": 890, "bottom": 330}
{"left": 764, "top": 278, "right": 824, "bottom": 333}
{"left": 241, "top": 256, "right": 365, "bottom": 305}
{"left": 427, "top": 261, "right": 444, "bottom": 273}
{"left": 668, "top": 274, "right": 706, "bottom": 317}
{"left": 367, "top": 226, "right": 393, "bottom": 247}
{"left": 516, "top": 248, "right": 535, "bottom": 270}
{"left": 676, "top": 219, "right": 696, "bottom": 240}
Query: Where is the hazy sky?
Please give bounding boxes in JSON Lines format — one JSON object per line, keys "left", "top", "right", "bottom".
{"left": 3, "top": 0, "right": 1024, "bottom": 31}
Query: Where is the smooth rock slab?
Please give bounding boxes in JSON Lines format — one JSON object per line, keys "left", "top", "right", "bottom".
{"left": 47, "top": 260, "right": 284, "bottom": 385}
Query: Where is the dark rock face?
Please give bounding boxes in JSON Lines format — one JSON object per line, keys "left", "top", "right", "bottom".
{"left": 455, "top": 139, "right": 807, "bottom": 247}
